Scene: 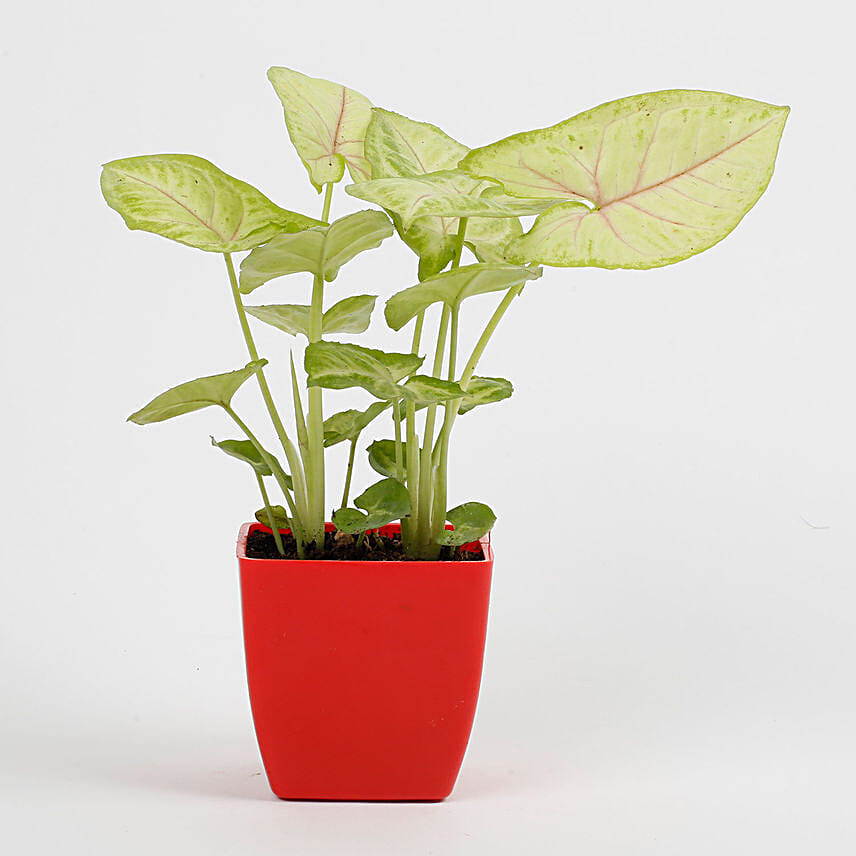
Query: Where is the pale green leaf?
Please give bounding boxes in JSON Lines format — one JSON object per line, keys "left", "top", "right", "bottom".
{"left": 367, "top": 439, "right": 405, "bottom": 479}
{"left": 323, "top": 294, "right": 377, "bottom": 334}
{"left": 255, "top": 505, "right": 290, "bottom": 530}
{"left": 347, "top": 169, "right": 559, "bottom": 231}
{"left": 403, "top": 375, "right": 464, "bottom": 405}
{"left": 239, "top": 210, "right": 393, "bottom": 293}
{"left": 323, "top": 401, "right": 390, "bottom": 447}
{"left": 460, "top": 90, "right": 789, "bottom": 269}
{"left": 305, "top": 342, "right": 423, "bottom": 400}
{"left": 128, "top": 360, "right": 266, "bottom": 425}
{"left": 210, "top": 437, "right": 272, "bottom": 476}
{"left": 245, "top": 304, "right": 311, "bottom": 337}
{"left": 458, "top": 376, "right": 514, "bottom": 415}
{"left": 435, "top": 502, "right": 496, "bottom": 547}
{"left": 100, "top": 155, "right": 320, "bottom": 253}
{"left": 385, "top": 263, "right": 542, "bottom": 331}
{"left": 268, "top": 67, "right": 373, "bottom": 191}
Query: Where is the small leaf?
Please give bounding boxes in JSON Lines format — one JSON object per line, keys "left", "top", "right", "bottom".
{"left": 305, "top": 342, "right": 423, "bottom": 400}
{"left": 245, "top": 304, "right": 311, "bottom": 337}
{"left": 128, "top": 360, "right": 266, "bottom": 425}
{"left": 100, "top": 155, "right": 320, "bottom": 252}
{"left": 333, "top": 478, "right": 411, "bottom": 533}
{"left": 403, "top": 375, "right": 464, "bottom": 405}
{"left": 460, "top": 90, "right": 789, "bottom": 269}
{"left": 435, "top": 502, "right": 496, "bottom": 547}
{"left": 255, "top": 505, "right": 290, "bottom": 530}
{"left": 347, "top": 169, "right": 559, "bottom": 231}
{"left": 331, "top": 507, "right": 369, "bottom": 534}
{"left": 239, "top": 210, "right": 393, "bottom": 293}
{"left": 367, "top": 439, "right": 405, "bottom": 479}
{"left": 458, "top": 376, "right": 513, "bottom": 415}
{"left": 323, "top": 295, "right": 377, "bottom": 334}
{"left": 385, "top": 263, "right": 542, "bottom": 331}
{"left": 210, "top": 437, "right": 272, "bottom": 476}
{"left": 268, "top": 67, "right": 373, "bottom": 191}
{"left": 323, "top": 401, "right": 390, "bottom": 447}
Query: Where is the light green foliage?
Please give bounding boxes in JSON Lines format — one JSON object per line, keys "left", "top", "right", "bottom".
{"left": 332, "top": 478, "right": 411, "bottom": 533}
{"left": 210, "top": 437, "right": 273, "bottom": 476}
{"left": 239, "top": 210, "right": 393, "bottom": 293}
{"left": 101, "top": 155, "right": 320, "bottom": 252}
{"left": 367, "top": 439, "right": 403, "bottom": 479}
{"left": 435, "top": 502, "right": 496, "bottom": 547}
{"left": 128, "top": 361, "right": 266, "bottom": 424}
{"left": 246, "top": 295, "right": 377, "bottom": 338}
{"left": 254, "top": 505, "right": 290, "bottom": 530}
{"left": 402, "top": 375, "right": 464, "bottom": 405}
{"left": 460, "top": 90, "right": 789, "bottom": 269}
{"left": 385, "top": 263, "right": 542, "bottom": 331}
{"left": 323, "top": 402, "right": 390, "bottom": 447}
{"left": 305, "top": 342, "right": 423, "bottom": 400}
{"left": 457, "top": 376, "right": 513, "bottom": 415}
{"left": 268, "top": 67, "right": 373, "bottom": 190}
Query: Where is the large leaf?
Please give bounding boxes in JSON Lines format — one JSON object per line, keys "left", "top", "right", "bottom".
{"left": 323, "top": 401, "right": 390, "bottom": 447}
{"left": 458, "top": 376, "right": 513, "bottom": 415}
{"left": 347, "top": 169, "right": 559, "bottom": 231}
{"left": 332, "top": 478, "right": 411, "bottom": 533}
{"left": 210, "top": 437, "right": 272, "bottom": 476}
{"left": 460, "top": 90, "right": 789, "bottom": 269}
{"left": 239, "top": 210, "right": 393, "bottom": 292}
{"left": 362, "top": 109, "right": 523, "bottom": 276}
{"left": 435, "top": 502, "right": 496, "bottom": 547}
{"left": 367, "top": 439, "right": 406, "bottom": 479}
{"left": 305, "top": 342, "right": 423, "bottom": 400}
{"left": 385, "top": 263, "right": 542, "bottom": 331}
{"left": 128, "top": 360, "right": 266, "bottom": 424}
{"left": 268, "top": 67, "right": 372, "bottom": 190}
{"left": 246, "top": 295, "right": 377, "bottom": 338}
{"left": 100, "top": 155, "right": 320, "bottom": 252}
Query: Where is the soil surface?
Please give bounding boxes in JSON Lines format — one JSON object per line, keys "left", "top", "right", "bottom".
{"left": 245, "top": 529, "right": 485, "bottom": 562}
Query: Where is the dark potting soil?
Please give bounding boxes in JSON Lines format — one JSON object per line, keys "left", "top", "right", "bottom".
{"left": 245, "top": 528, "right": 485, "bottom": 562}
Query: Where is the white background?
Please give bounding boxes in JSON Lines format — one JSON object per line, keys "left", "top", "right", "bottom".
{"left": 2, "top": 0, "right": 854, "bottom": 852}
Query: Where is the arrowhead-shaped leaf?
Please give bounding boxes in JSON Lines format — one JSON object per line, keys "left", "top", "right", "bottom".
{"left": 460, "top": 90, "right": 789, "bottom": 269}
{"left": 347, "top": 169, "right": 560, "bottom": 231}
{"left": 323, "top": 401, "right": 390, "bottom": 447}
{"left": 210, "top": 437, "right": 273, "bottom": 476}
{"left": 435, "top": 502, "right": 496, "bottom": 547}
{"left": 458, "top": 376, "right": 513, "bottom": 415}
{"left": 323, "top": 294, "right": 377, "bottom": 334}
{"left": 385, "top": 263, "right": 542, "bottom": 331}
{"left": 239, "top": 210, "right": 393, "bottom": 293}
{"left": 255, "top": 505, "right": 290, "bottom": 530}
{"left": 128, "top": 360, "right": 266, "bottom": 425}
{"left": 268, "top": 67, "right": 373, "bottom": 190}
{"left": 305, "top": 342, "right": 423, "bottom": 400}
{"left": 402, "top": 375, "right": 464, "bottom": 405}
{"left": 366, "top": 439, "right": 403, "bottom": 479}
{"left": 100, "top": 155, "right": 320, "bottom": 252}
{"left": 333, "top": 478, "right": 411, "bottom": 533}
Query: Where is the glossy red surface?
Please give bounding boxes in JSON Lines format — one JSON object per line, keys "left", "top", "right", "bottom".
{"left": 237, "top": 522, "right": 493, "bottom": 801}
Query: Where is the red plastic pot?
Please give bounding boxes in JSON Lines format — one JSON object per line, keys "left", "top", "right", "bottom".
{"left": 237, "top": 522, "right": 493, "bottom": 801}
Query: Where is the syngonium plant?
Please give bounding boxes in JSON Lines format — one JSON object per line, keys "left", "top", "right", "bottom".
{"left": 102, "top": 67, "right": 788, "bottom": 559}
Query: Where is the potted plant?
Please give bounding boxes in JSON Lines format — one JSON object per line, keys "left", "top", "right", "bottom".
{"left": 101, "top": 67, "right": 788, "bottom": 801}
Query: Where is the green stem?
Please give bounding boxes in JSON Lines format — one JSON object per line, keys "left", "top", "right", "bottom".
{"left": 223, "top": 253, "right": 310, "bottom": 538}
{"left": 404, "top": 398, "right": 419, "bottom": 548}
{"left": 411, "top": 311, "right": 425, "bottom": 355}
{"left": 342, "top": 438, "right": 357, "bottom": 508}
{"left": 290, "top": 353, "right": 310, "bottom": 468}
{"left": 393, "top": 403, "right": 404, "bottom": 480}
{"left": 255, "top": 472, "right": 285, "bottom": 556}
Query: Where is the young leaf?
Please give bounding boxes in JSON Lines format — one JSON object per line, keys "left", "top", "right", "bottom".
{"left": 457, "top": 376, "right": 514, "bottom": 415}
{"left": 128, "top": 360, "right": 266, "bottom": 425}
{"left": 323, "top": 295, "right": 377, "bottom": 334}
{"left": 323, "top": 401, "right": 390, "bottom": 447}
{"left": 210, "top": 437, "right": 272, "bottom": 476}
{"left": 402, "top": 375, "right": 464, "bottom": 405}
{"left": 239, "top": 210, "right": 393, "bottom": 293}
{"left": 100, "top": 155, "right": 320, "bottom": 252}
{"left": 346, "top": 169, "right": 559, "bottom": 231}
{"left": 267, "top": 67, "right": 373, "bottom": 190}
{"left": 305, "top": 342, "right": 423, "bottom": 400}
{"left": 385, "top": 263, "right": 542, "bottom": 331}
{"left": 333, "top": 478, "right": 411, "bottom": 533}
{"left": 435, "top": 502, "right": 496, "bottom": 547}
{"left": 254, "top": 505, "right": 290, "bottom": 531}
{"left": 459, "top": 90, "right": 789, "bottom": 269}
{"left": 245, "top": 304, "right": 312, "bottom": 337}
{"left": 331, "top": 507, "right": 369, "bottom": 535}
{"left": 367, "top": 439, "right": 406, "bottom": 479}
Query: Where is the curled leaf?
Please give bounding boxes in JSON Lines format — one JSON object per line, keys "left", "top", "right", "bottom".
{"left": 254, "top": 505, "right": 290, "bottom": 531}
{"left": 367, "top": 439, "right": 406, "bottom": 479}
{"left": 435, "top": 502, "right": 496, "bottom": 547}
{"left": 323, "top": 401, "right": 390, "bottom": 447}
{"left": 458, "top": 376, "right": 513, "bottom": 415}
{"left": 333, "top": 478, "right": 411, "bottom": 533}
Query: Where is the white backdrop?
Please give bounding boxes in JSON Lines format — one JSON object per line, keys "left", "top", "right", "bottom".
{"left": 2, "top": 0, "right": 854, "bottom": 853}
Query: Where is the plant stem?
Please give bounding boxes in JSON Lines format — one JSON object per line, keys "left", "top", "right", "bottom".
{"left": 223, "top": 253, "right": 309, "bottom": 540}
{"left": 404, "top": 398, "right": 419, "bottom": 547}
{"left": 289, "top": 353, "right": 310, "bottom": 468}
{"left": 411, "top": 311, "right": 425, "bottom": 354}
{"left": 393, "top": 403, "right": 404, "bottom": 480}
{"left": 255, "top": 472, "right": 285, "bottom": 556}
{"left": 341, "top": 438, "right": 357, "bottom": 508}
